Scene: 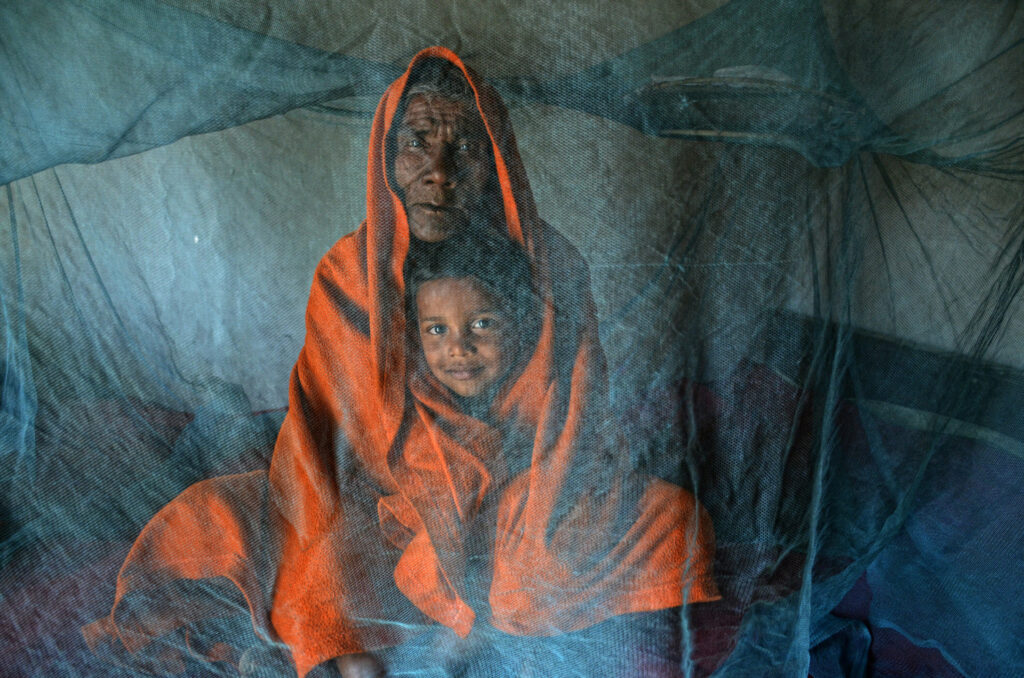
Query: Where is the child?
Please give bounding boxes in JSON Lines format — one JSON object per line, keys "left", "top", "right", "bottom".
{"left": 406, "top": 228, "right": 539, "bottom": 421}
{"left": 330, "top": 231, "right": 540, "bottom": 678}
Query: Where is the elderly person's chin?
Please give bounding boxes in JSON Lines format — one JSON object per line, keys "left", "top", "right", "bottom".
{"left": 407, "top": 206, "right": 468, "bottom": 242}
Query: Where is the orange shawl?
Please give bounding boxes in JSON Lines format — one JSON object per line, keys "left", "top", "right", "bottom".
{"left": 87, "top": 47, "right": 718, "bottom": 677}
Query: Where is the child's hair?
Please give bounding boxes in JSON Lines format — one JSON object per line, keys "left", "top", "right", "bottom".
{"left": 406, "top": 227, "right": 540, "bottom": 348}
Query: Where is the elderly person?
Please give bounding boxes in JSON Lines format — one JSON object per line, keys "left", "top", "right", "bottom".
{"left": 87, "top": 48, "right": 718, "bottom": 678}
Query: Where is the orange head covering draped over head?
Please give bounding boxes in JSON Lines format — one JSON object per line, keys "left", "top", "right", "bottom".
{"left": 268, "top": 46, "right": 719, "bottom": 671}
{"left": 86, "top": 47, "right": 718, "bottom": 678}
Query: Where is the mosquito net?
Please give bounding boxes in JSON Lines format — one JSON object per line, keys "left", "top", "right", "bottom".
{"left": 1, "top": 1, "right": 1022, "bottom": 676}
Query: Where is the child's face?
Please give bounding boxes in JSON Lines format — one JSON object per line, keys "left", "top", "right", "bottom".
{"left": 415, "top": 276, "right": 513, "bottom": 399}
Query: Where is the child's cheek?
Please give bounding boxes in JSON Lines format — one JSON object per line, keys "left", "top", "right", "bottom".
{"left": 498, "top": 332, "right": 517, "bottom": 364}
{"left": 421, "top": 339, "right": 443, "bottom": 368}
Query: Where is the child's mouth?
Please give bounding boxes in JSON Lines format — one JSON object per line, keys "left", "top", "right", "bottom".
{"left": 446, "top": 366, "right": 483, "bottom": 381}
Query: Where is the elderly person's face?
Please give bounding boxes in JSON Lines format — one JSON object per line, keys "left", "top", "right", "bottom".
{"left": 393, "top": 94, "right": 494, "bottom": 242}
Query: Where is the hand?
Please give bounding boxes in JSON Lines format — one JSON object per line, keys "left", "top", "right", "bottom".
{"left": 335, "top": 652, "right": 387, "bottom": 678}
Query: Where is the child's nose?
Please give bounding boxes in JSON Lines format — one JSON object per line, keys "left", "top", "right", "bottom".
{"left": 447, "top": 333, "right": 475, "bottom": 356}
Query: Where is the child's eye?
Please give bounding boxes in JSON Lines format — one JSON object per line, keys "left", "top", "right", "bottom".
{"left": 472, "top": 317, "right": 497, "bottom": 331}
{"left": 424, "top": 324, "right": 446, "bottom": 336}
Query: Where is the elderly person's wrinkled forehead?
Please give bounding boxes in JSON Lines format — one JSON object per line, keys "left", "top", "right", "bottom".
{"left": 390, "top": 58, "right": 498, "bottom": 242}
{"left": 404, "top": 57, "right": 476, "bottom": 102}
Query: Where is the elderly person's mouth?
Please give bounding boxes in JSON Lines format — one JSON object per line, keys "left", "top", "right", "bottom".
{"left": 414, "top": 203, "right": 456, "bottom": 215}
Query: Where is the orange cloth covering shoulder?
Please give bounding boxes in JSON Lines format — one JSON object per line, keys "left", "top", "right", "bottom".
{"left": 85, "top": 47, "right": 719, "bottom": 678}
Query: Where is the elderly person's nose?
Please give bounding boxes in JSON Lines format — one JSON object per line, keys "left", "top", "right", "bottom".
{"left": 424, "top": 146, "right": 457, "bottom": 187}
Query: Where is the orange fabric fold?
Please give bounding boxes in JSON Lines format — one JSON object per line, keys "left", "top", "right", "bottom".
{"left": 88, "top": 47, "right": 719, "bottom": 678}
